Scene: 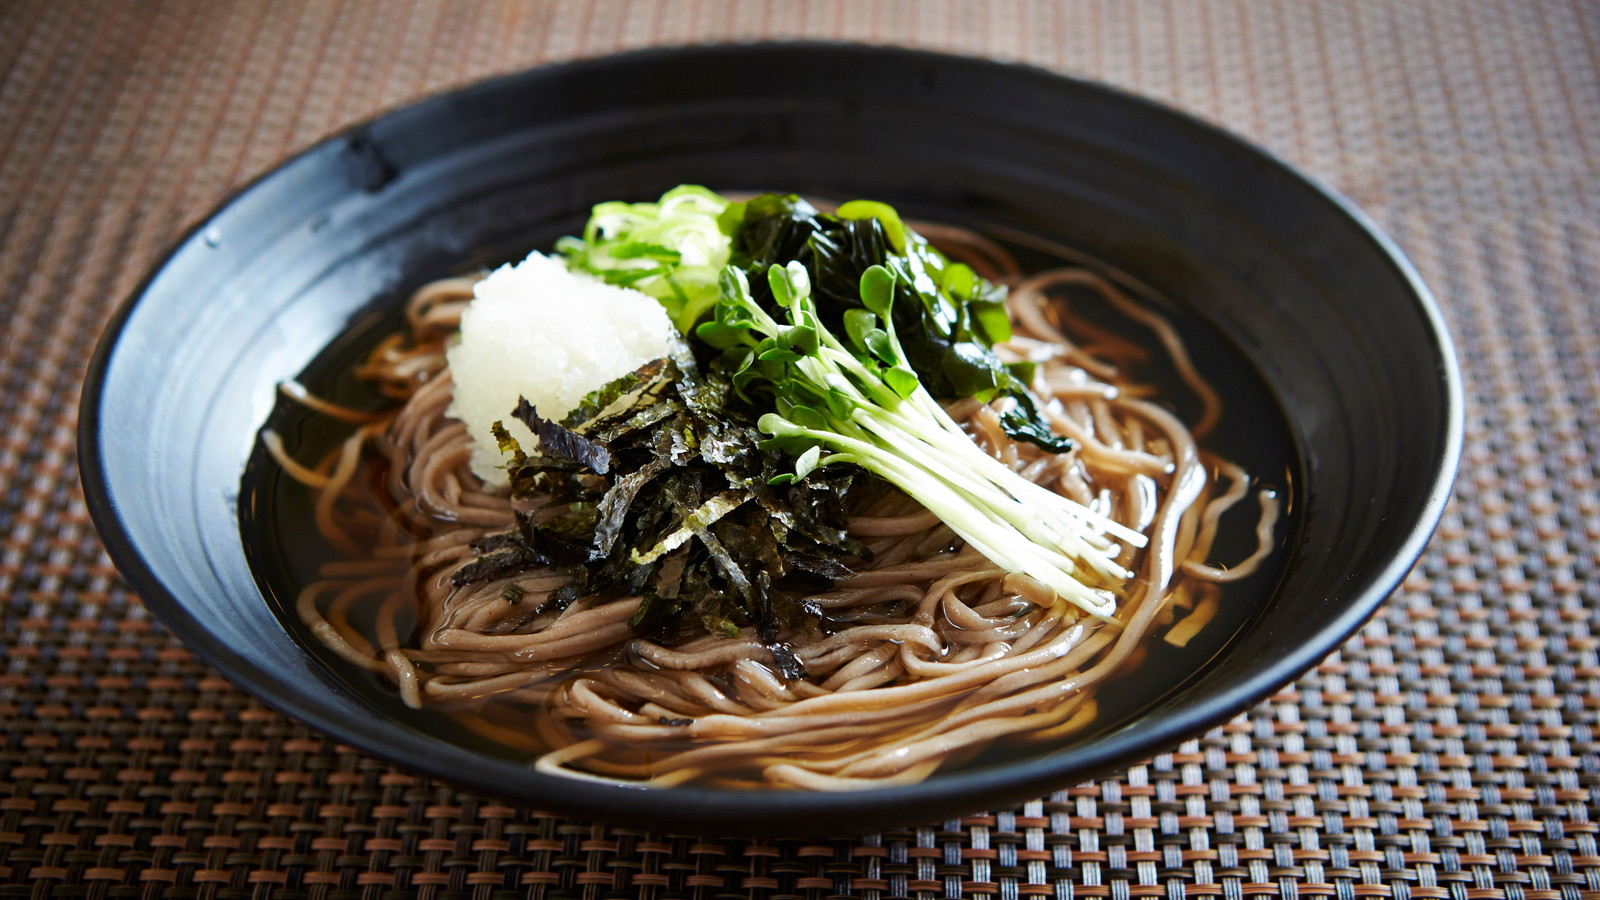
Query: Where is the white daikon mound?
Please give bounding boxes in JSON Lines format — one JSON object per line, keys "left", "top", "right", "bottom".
{"left": 445, "top": 252, "right": 676, "bottom": 486}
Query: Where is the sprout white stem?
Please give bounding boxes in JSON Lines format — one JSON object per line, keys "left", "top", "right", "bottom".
{"left": 731, "top": 265, "right": 1142, "bottom": 619}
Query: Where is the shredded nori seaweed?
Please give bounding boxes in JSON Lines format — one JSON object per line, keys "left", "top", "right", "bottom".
{"left": 458, "top": 346, "right": 863, "bottom": 679}
{"left": 511, "top": 399, "right": 614, "bottom": 475}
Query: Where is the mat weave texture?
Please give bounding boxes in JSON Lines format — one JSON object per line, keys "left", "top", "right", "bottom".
{"left": 2, "top": 1, "right": 1597, "bottom": 897}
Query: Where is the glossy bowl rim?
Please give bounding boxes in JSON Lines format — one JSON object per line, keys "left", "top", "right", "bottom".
{"left": 78, "top": 40, "right": 1464, "bottom": 833}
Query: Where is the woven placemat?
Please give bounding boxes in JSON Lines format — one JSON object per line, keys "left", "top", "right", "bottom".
{"left": 2, "top": 1, "right": 1596, "bottom": 897}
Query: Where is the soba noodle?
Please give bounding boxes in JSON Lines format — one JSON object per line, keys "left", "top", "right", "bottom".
{"left": 266, "top": 226, "right": 1280, "bottom": 790}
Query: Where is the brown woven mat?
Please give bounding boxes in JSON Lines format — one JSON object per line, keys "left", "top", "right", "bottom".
{"left": 3, "top": 0, "right": 1597, "bottom": 896}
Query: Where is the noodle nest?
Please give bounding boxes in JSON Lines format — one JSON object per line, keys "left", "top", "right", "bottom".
{"left": 270, "top": 228, "right": 1279, "bottom": 791}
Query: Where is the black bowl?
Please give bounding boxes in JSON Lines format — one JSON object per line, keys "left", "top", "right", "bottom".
{"left": 79, "top": 43, "right": 1461, "bottom": 835}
